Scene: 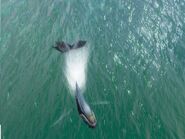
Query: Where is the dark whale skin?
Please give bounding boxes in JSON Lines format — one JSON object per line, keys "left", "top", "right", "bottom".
{"left": 53, "top": 40, "right": 86, "bottom": 53}
{"left": 75, "top": 83, "right": 96, "bottom": 128}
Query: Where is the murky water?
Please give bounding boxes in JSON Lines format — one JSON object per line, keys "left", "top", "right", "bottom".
{"left": 1, "top": 0, "right": 185, "bottom": 139}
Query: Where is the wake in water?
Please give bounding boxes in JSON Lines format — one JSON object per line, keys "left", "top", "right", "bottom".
{"left": 64, "top": 46, "right": 89, "bottom": 95}
{"left": 51, "top": 109, "right": 72, "bottom": 127}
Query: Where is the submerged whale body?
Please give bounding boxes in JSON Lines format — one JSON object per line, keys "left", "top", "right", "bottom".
{"left": 75, "top": 82, "right": 96, "bottom": 128}
{"left": 53, "top": 40, "right": 86, "bottom": 53}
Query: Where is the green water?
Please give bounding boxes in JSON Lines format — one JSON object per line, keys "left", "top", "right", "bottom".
{"left": 1, "top": 0, "right": 185, "bottom": 139}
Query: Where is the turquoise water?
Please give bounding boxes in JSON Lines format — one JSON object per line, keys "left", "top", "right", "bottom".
{"left": 1, "top": 0, "right": 185, "bottom": 139}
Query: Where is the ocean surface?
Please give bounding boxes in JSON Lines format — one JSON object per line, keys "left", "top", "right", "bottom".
{"left": 1, "top": 0, "right": 185, "bottom": 139}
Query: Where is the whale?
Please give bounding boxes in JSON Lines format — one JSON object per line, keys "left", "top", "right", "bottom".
{"left": 75, "top": 82, "right": 96, "bottom": 128}
{"left": 53, "top": 40, "right": 86, "bottom": 53}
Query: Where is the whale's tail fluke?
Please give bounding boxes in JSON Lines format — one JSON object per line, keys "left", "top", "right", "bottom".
{"left": 53, "top": 40, "right": 86, "bottom": 53}
{"left": 73, "top": 40, "right": 86, "bottom": 49}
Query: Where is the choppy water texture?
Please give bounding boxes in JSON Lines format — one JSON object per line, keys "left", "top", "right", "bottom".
{"left": 1, "top": 0, "right": 185, "bottom": 139}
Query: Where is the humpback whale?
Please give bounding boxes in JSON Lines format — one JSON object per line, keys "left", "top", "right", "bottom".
{"left": 75, "top": 82, "right": 96, "bottom": 128}
{"left": 53, "top": 40, "right": 86, "bottom": 53}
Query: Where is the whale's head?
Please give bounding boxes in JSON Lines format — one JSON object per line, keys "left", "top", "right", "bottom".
{"left": 75, "top": 82, "right": 97, "bottom": 128}
{"left": 81, "top": 104, "right": 97, "bottom": 128}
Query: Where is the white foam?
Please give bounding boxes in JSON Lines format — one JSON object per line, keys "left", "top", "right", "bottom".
{"left": 64, "top": 46, "right": 89, "bottom": 95}
{"left": 0, "top": 124, "right": 1, "bottom": 139}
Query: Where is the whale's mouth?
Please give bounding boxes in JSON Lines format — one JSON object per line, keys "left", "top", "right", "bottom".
{"left": 80, "top": 113, "right": 96, "bottom": 128}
